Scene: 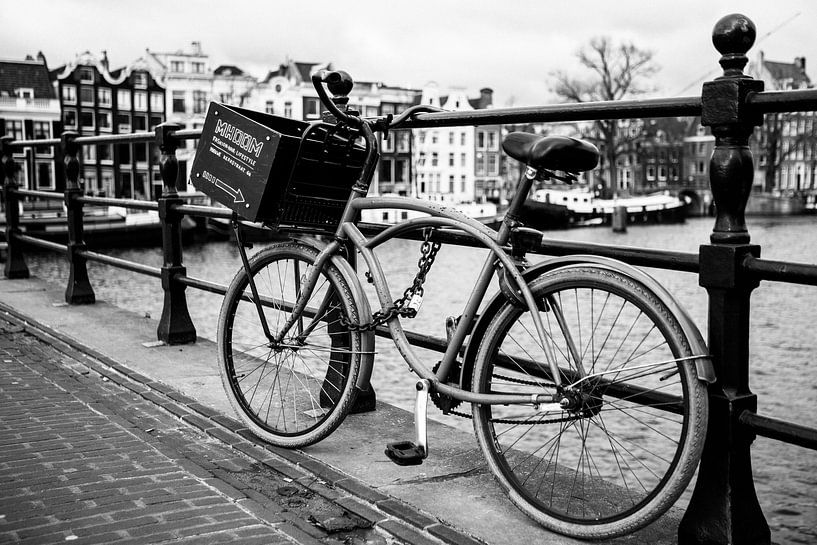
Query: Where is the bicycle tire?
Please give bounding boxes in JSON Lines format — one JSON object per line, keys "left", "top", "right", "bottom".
{"left": 471, "top": 266, "right": 707, "bottom": 539}
{"left": 217, "top": 241, "right": 362, "bottom": 448}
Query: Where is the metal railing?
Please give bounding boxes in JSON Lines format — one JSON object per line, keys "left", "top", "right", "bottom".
{"left": 2, "top": 13, "right": 817, "bottom": 545}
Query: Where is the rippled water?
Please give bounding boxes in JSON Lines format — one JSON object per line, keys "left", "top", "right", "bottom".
{"left": 24, "top": 216, "right": 817, "bottom": 543}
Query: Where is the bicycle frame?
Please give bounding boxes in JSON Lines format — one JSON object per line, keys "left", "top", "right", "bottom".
{"left": 267, "top": 176, "right": 572, "bottom": 409}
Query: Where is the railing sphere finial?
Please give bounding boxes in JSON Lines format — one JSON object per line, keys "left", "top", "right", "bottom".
{"left": 712, "top": 13, "right": 756, "bottom": 77}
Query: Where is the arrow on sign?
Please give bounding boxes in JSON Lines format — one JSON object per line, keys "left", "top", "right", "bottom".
{"left": 215, "top": 179, "right": 245, "bottom": 204}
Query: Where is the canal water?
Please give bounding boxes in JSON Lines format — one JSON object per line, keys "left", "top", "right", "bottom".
{"left": 25, "top": 216, "right": 816, "bottom": 543}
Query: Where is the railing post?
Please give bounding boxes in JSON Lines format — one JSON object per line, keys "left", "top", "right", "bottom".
{"left": 156, "top": 123, "right": 196, "bottom": 344}
{"left": 1, "top": 136, "right": 29, "bottom": 279}
{"left": 62, "top": 131, "right": 95, "bottom": 304}
{"left": 679, "top": 14, "right": 770, "bottom": 545}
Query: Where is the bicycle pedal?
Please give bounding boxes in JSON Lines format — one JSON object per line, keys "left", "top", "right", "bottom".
{"left": 385, "top": 441, "right": 426, "bottom": 466}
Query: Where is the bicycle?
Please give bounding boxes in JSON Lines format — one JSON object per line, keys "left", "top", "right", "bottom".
{"left": 197, "top": 70, "right": 715, "bottom": 540}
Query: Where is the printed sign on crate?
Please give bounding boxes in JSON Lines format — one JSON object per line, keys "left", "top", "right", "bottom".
{"left": 190, "top": 103, "right": 297, "bottom": 222}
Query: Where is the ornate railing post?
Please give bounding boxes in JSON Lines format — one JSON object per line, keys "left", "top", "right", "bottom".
{"left": 156, "top": 123, "right": 196, "bottom": 344}
{"left": 1, "top": 136, "right": 29, "bottom": 279}
{"left": 62, "top": 131, "right": 95, "bottom": 304}
{"left": 679, "top": 14, "right": 770, "bottom": 545}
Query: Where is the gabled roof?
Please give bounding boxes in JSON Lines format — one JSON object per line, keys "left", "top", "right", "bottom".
{"left": 764, "top": 59, "right": 811, "bottom": 87}
{"left": 214, "top": 65, "right": 245, "bottom": 77}
{"left": 0, "top": 59, "right": 56, "bottom": 98}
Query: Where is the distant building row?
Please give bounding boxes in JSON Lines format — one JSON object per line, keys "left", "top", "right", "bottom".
{"left": 1, "top": 44, "right": 813, "bottom": 207}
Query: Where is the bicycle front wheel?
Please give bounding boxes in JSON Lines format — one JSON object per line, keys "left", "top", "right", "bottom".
{"left": 472, "top": 266, "right": 707, "bottom": 539}
{"left": 218, "top": 241, "right": 363, "bottom": 448}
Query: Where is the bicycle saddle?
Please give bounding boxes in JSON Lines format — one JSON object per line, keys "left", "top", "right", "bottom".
{"left": 502, "top": 132, "right": 599, "bottom": 172}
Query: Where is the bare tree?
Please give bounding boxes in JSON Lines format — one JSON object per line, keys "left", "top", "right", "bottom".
{"left": 552, "top": 37, "right": 658, "bottom": 193}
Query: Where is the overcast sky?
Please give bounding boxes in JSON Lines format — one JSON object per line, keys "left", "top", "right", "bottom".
{"left": 2, "top": 0, "right": 815, "bottom": 106}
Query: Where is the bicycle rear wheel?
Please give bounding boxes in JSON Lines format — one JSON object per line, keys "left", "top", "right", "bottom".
{"left": 472, "top": 266, "right": 707, "bottom": 539}
{"left": 218, "top": 241, "right": 362, "bottom": 448}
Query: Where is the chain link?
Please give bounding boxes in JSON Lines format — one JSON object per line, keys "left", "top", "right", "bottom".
{"left": 340, "top": 228, "right": 441, "bottom": 331}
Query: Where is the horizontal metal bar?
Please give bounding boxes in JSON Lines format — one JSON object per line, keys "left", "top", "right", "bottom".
{"left": 76, "top": 249, "right": 161, "bottom": 277}
{"left": 359, "top": 221, "right": 700, "bottom": 272}
{"left": 75, "top": 195, "right": 158, "bottom": 211}
{"left": 740, "top": 410, "right": 817, "bottom": 450}
{"left": 747, "top": 89, "right": 817, "bottom": 114}
{"left": 14, "top": 188, "right": 63, "bottom": 201}
{"left": 399, "top": 96, "right": 703, "bottom": 128}
{"left": 15, "top": 233, "right": 67, "bottom": 253}
{"left": 174, "top": 204, "right": 234, "bottom": 219}
{"left": 170, "top": 128, "right": 202, "bottom": 140}
{"left": 7, "top": 138, "right": 61, "bottom": 148}
{"left": 743, "top": 255, "right": 817, "bottom": 286}
{"left": 75, "top": 132, "right": 154, "bottom": 145}
{"left": 175, "top": 275, "right": 227, "bottom": 295}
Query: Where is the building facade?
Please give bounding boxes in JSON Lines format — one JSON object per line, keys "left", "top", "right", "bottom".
{"left": 51, "top": 51, "right": 166, "bottom": 199}
{"left": 749, "top": 52, "right": 816, "bottom": 196}
{"left": 0, "top": 54, "right": 61, "bottom": 192}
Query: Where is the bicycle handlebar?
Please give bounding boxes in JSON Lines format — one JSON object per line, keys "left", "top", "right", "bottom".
{"left": 311, "top": 69, "right": 447, "bottom": 132}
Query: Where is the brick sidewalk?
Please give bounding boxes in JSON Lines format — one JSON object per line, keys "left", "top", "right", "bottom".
{"left": 0, "top": 317, "right": 459, "bottom": 545}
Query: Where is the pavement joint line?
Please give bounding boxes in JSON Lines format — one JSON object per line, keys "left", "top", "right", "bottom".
{"left": 0, "top": 304, "right": 488, "bottom": 545}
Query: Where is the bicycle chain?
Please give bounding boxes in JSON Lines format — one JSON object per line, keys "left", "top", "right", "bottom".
{"left": 340, "top": 228, "right": 441, "bottom": 331}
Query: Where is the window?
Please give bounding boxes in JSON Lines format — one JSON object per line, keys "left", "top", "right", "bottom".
{"left": 132, "top": 72, "right": 147, "bottom": 88}
{"left": 487, "top": 154, "right": 498, "bottom": 175}
{"left": 170, "top": 60, "right": 184, "bottom": 72}
{"left": 379, "top": 158, "right": 393, "bottom": 182}
{"left": 97, "top": 87, "right": 112, "bottom": 107}
{"left": 395, "top": 160, "right": 407, "bottom": 182}
{"left": 97, "top": 111, "right": 112, "bottom": 131}
{"left": 133, "top": 114, "right": 147, "bottom": 131}
{"left": 80, "top": 111, "right": 95, "bottom": 130}
{"left": 191, "top": 62, "right": 205, "bottom": 74}
{"left": 265, "top": 101, "right": 274, "bottom": 114}
{"left": 135, "top": 143, "right": 148, "bottom": 163}
{"left": 475, "top": 153, "right": 485, "bottom": 175}
{"left": 80, "top": 86, "right": 94, "bottom": 105}
{"left": 100, "top": 170, "right": 114, "bottom": 196}
{"left": 477, "top": 131, "right": 486, "bottom": 149}
{"left": 36, "top": 162, "right": 54, "bottom": 190}
{"left": 397, "top": 132, "right": 409, "bottom": 152}
{"left": 83, "top": 145, "right": 96, "bottom": 163}
{"left": 134, "top": 91, "right": 147, "bottom": 111}
{"left": 118, "top": 144, "right": 131, "bottom": 164}
{"left": 646, "top": 165, "right": 656, "bottom": 180}
{"left": 431, "top": 132, "right": 438, "bottom": 144}
{"left": 193, "top": 91, "right": 207, "bottom": 114}
{"left": 62, "top": 85, "right": 77, "bottom": 104}
{"left": 150, "top": 93, "right": 164, "bottom": 112}
{"left": 284, "top": 101, "right": 292, "bottom": 118}
{"left": 382, "top": 134, "right": 394, "bottom": 153}
{"left": 460, "top": 132, "right": 467, "bottom": 146}
{"left": 63, "top": 109, "right": 77, "bottom": 128}
{"left": 658, "top": 166, "right": 667, "bottom": 181}
{"left": 82, "top": 169, "right": 98, "bottom": 194}
{"left": 6, "top": 120, "right": 24, "bottom": 141}
{"left": 448, "top": 175, "right": 455, "bottom": 193}
{"left": 460, "top": 175, "right": 466, "bottom": 193}
{"left": 431, "top": 152, "right": 438, "bottom": 167}
{"left": 150, "top": 116, "right": 163, "bottom": 130}
{"left": 117, "top": 113, "right": 131, "bottom": 132}
{"left": 98, "top": 144, "right": 112, "bottom": 163}
{"left": 304, "top": 98, "right": 320, "bottom": 119}
{"left": 118, "top": 90, "right": 131, "bottom": 110}
{"left": 79, "top": 66, "right": 95, "bottom": 83}
{"left": 460, "top": 153, "right": 466, "bottom": 167}
{"left": 15, "top": 88, "right": 34, "bottom": 99}
{"left": 33, "top": 122, "right": 52, "bottom": 155}
{"left": 448, "top": 153, "right": 454, "bottom": 167}
{"left": 487, "top": 131, "right": 498, "bottom": 150}
{"left": 448, "top": 132, "right": 454, "bottom": 145}
{"left": 172, "top": 91, "right": 186, "bottom": 113}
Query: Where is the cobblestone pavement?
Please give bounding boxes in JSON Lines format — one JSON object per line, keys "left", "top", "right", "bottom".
{"left": 0, "top": 316, "right": 471, "bottom": 545}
